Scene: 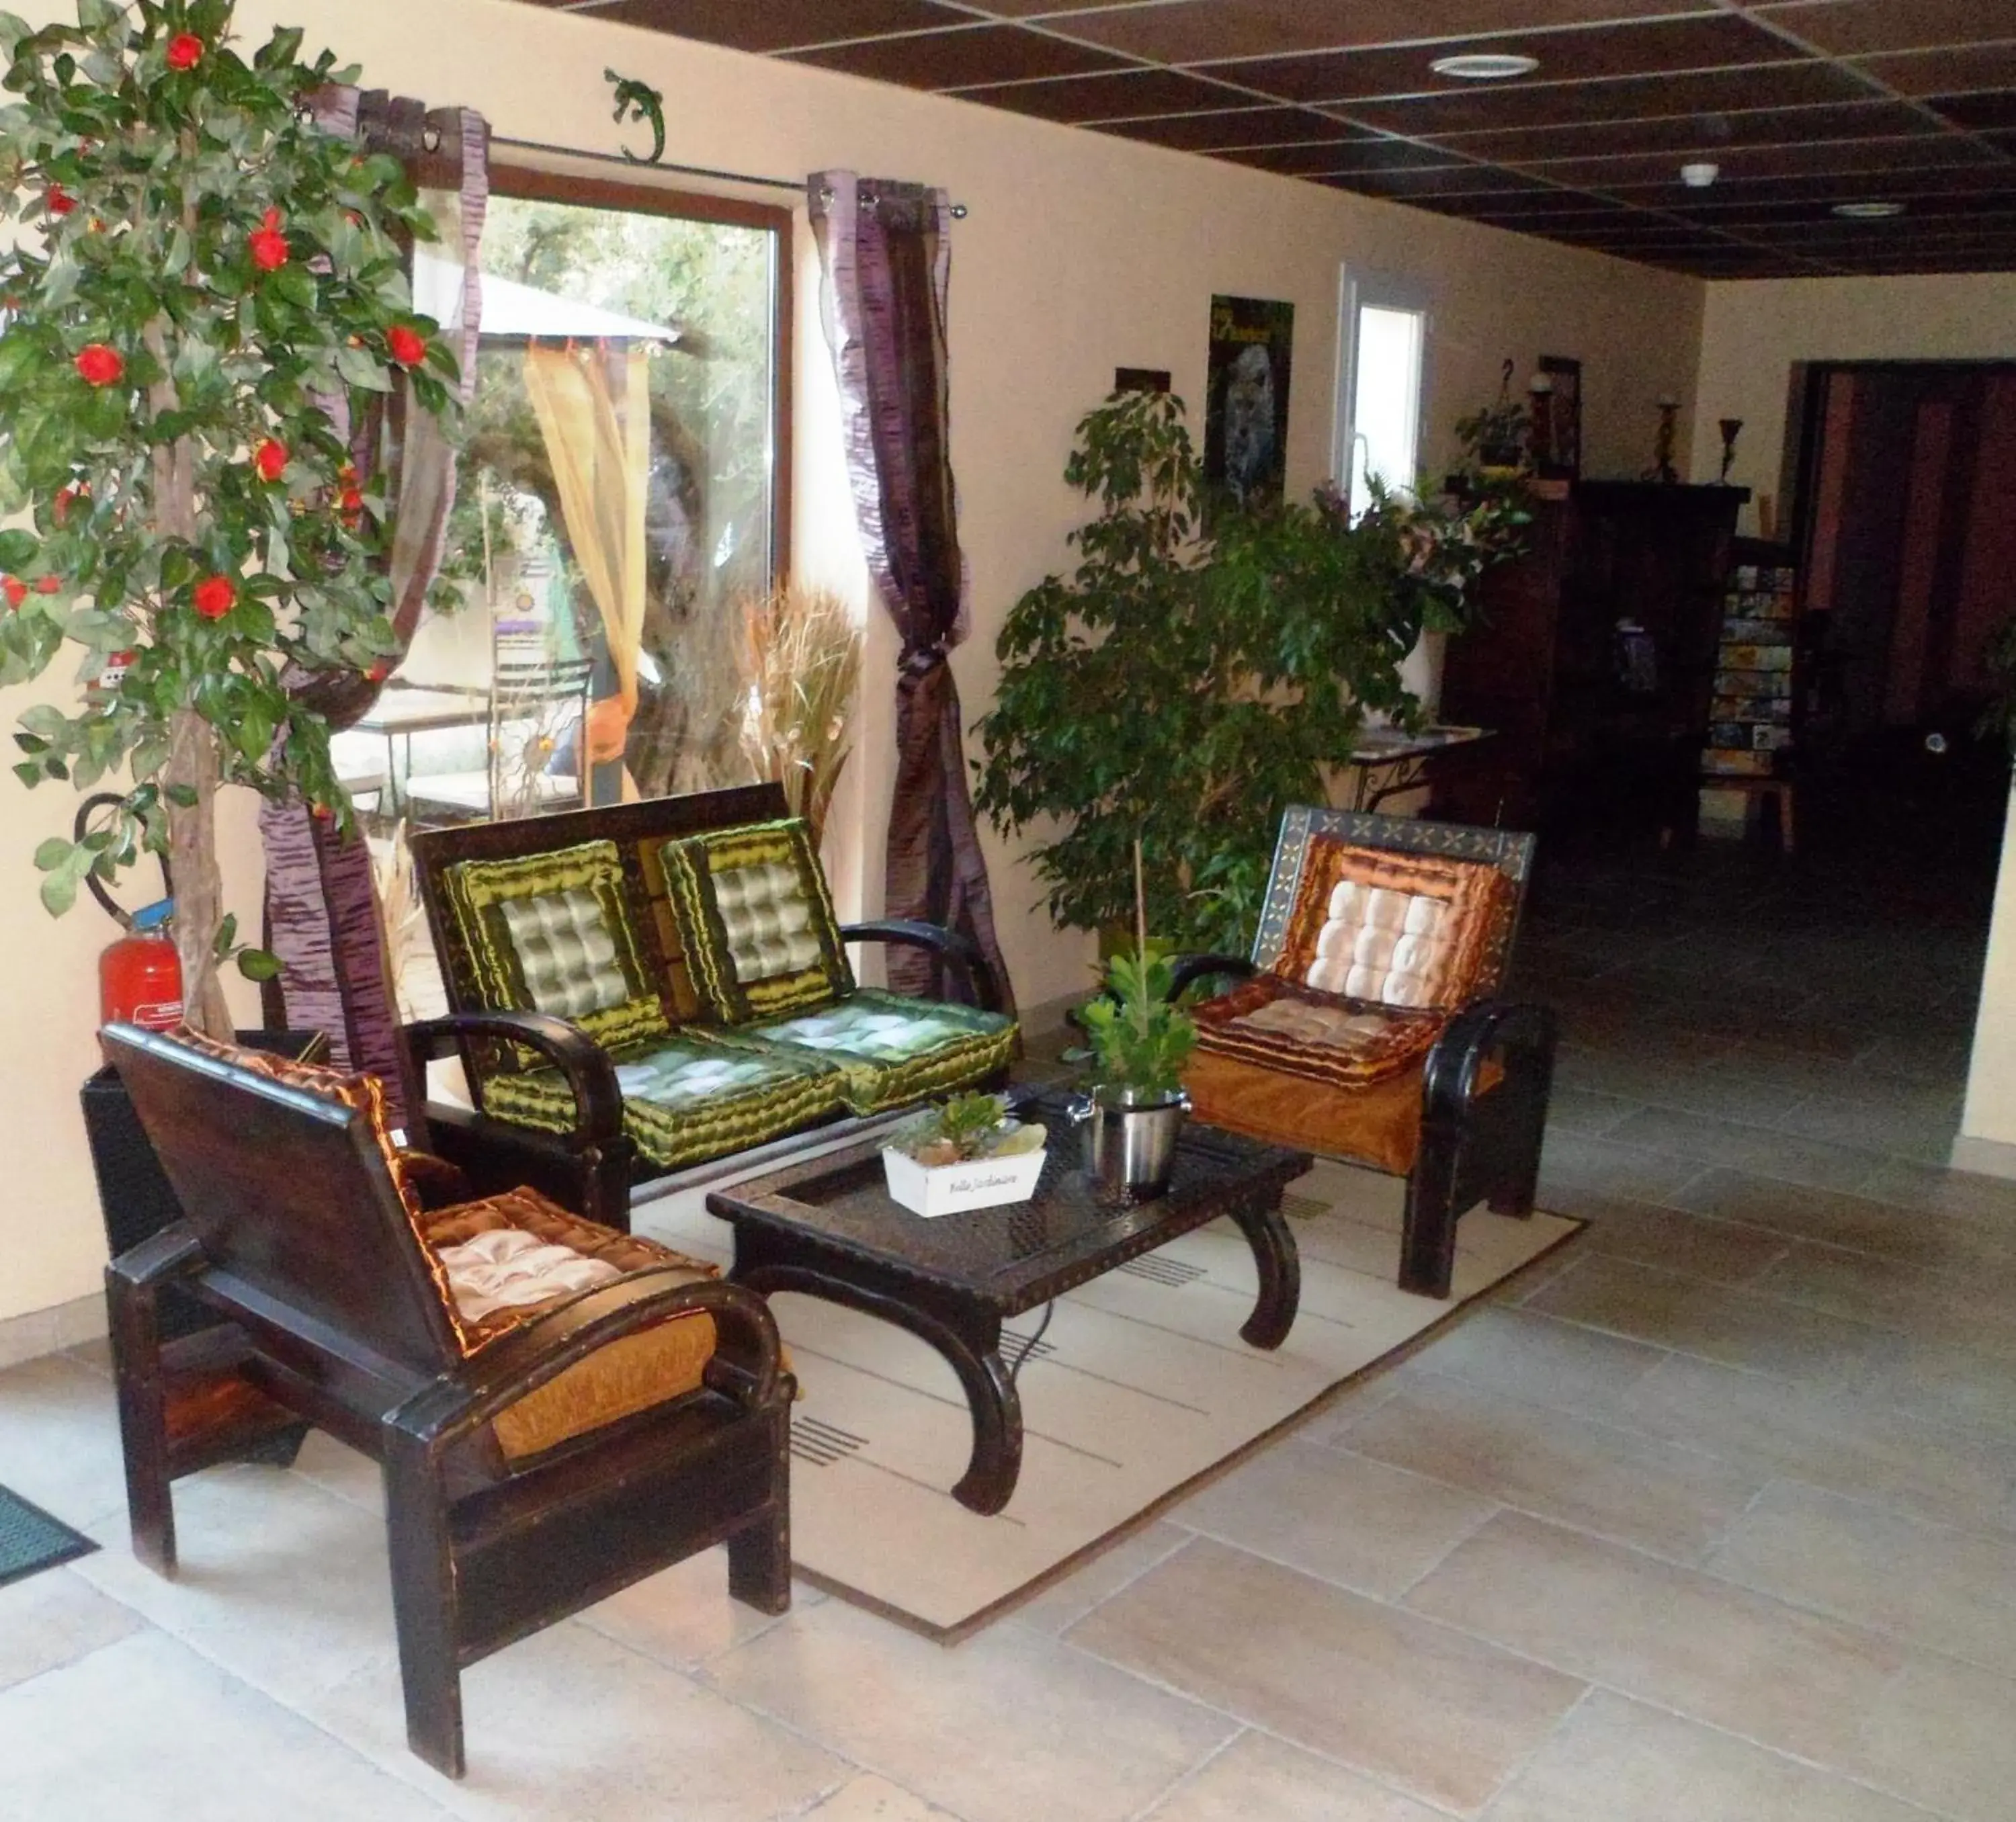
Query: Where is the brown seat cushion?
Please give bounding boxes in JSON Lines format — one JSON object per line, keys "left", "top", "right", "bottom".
{"left": 421, "top": 1188, "right": 719, "bottom": 1462}
{"left": 1193, "top": 975, "right": 1446, "bottom": 1091}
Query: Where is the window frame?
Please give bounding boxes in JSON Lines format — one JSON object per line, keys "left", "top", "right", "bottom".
{"left": 483, "top": 162, "right": 796, "bottom": 587}
{"left": 1333, "top": 267, "right": 1433, "bottom": 516}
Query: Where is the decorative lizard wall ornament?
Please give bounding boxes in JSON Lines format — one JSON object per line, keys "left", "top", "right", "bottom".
{"left": 604, "top": 69, "right": 667, "bottom": 165}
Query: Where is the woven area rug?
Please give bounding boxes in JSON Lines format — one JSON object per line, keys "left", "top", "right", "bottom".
{"left": 637, "top": 1154, "right": 1579, "bottom": 1638}
{"left": 0, "top": 1485, "right": 96, "bottom": 1590}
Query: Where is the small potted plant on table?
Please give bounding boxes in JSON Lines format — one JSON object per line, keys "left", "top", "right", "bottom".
{"left": 1075, "top": 945, "right": 1198, "bottom": 1205}
{"left": 882, "top": 1092, "right": 1047, "bottom": 1218}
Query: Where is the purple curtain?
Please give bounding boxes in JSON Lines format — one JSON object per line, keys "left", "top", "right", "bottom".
{"left": 260, "top": 94, "right": 489, "bottom": 1126}
{"left": 808, "top": 173, "right": 1014, "bottom": 1012}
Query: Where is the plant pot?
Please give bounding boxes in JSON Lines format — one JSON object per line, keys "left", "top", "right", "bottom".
{"left": 1072, "top": 1084, "right": 1189, "bottom": 1205}
{"left": 882, "top": 1140, "right": 1048, "bottom": 1218}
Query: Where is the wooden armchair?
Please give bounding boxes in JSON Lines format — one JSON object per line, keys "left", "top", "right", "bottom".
{"left": 101, "top": 1024, "right": 792, "bottom": 1780}
{"left": 1171, "top": 808, "right": 1556, "bottom": 1299}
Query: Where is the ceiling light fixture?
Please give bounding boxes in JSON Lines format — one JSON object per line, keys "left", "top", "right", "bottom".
{"left": 1680, "top": 162, "right": 1720, "bottom": 189}
{"left": 1832, "top": 200, "right": 1905, "bottom": 219}
{"left": 1429, "top": 52, "right": 1540, "bottom": 81}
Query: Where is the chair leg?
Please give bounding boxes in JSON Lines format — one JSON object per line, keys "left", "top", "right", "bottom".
{"left": 106, "top": 1260, "right": 177, "bottom": 1577}
{"left": 1400, "top": 1129, "right": 1461, "bottom": 1299}
{"left": 382, "top": 1431, "right": 466, "bottom": 1780}
{"left": 727, "top": 1401, "right": 792, "bottom": 1616}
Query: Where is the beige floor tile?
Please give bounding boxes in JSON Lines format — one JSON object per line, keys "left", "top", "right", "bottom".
{"left": 1751, "top": 1243, "right": 2016, "bottom": 1353}
{"left": 1146, "top": 1729, "right": 1451, "bottom": 1822}
{"left": 1065, "top": 1536, "right": 1584, "bottom": 1817}
{"left": 1383, "top": 1307, "right": 1669, "bottom": 1427}
{"left": 1669, "top": 1169, "right": 2016, "bottom": 1272}
{"left": 0, "top": 1354, "right": 133, "bottom": 1532}
{"left": 1542, "top": 1087, "right": 1640, "bottom": 1136}
{"left": 1484, "top": 1689, "right": 1929, "bottom": 1822}
{"left": 1570, "top": 1195, "right": 1792, "bottom": 1286}
{"left": 1335, "top": 1375, "right": 1765, "bottom": 1563}
{"left": 1527, "top": 1254, "right": 1907, "bottom": 1386}
{"left": 1404, "top": 1511, "right": 1903, "bottom": 1770}
{"left": 577, "top": 1550, "right": 822, "bottom": 1669}
{"left": 1857, "top": 1155, "right": 2016, "bottom": 1230}
{"left": 0, "top": 1629, "right": 450, "bottom": 1819}
{"left": 312, "top": 1622, "right": 849, "bottom": 1819}
{"left": 1620, "top": 1350, "right": 2016, "bottom": 1535}
{"left": 1850, "top": 1650, "right": 2016, "bottom": 1822}
{"left": 0, "top": 1567, "right": 142, "bottom": 1695}
{"left": 1706, "top": 1480, "right": 2016, "bottom": 1679}
{"left": 1011, "top": 1520, "right": 1194, "bottom": 1635}
{"left": 1874, "top": 1334, "right": 2016, "bottom": 1442}
{"left": 802, "top": 1772, "right": 958, "bottom": 1819}
{"left": 1537, "top": 1134, "right": 1707, "bottom": 1209}
{"left": 707, "top": 1592, "right": 1236, "bottom": 1822}
{"left": 1168, "top": 1438, "right": 1497, "bottom": 1596}
{"left": 73, "top": 1465, "right": 398, "bottom": 1710}
{"left": 290, "top": 1429, "right": 386, "bottom": 1515}
{"left": 1598, "top": 1106, "right": 1879, "bottom": 1192}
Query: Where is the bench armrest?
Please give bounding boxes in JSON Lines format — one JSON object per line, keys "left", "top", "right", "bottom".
{"left": 1165, "top": 953, "right": 1257, "bottom": 1000}
{"left": 404, "top": 1010, "right": 624, "bottom": 1151}
{"left": 841, "top": 918, "right": 1003, "bottom": 1014}
{"left": 1422, "top": 999, "right": 1558, "bottom": 1124}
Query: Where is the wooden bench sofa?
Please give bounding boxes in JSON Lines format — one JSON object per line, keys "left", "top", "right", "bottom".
{"left": 409, "top": 784, "right": 1017, "bottom": 1231}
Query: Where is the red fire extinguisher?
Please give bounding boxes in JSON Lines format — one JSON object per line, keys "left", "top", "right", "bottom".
{"left": 79, "top": 792, "right": 183, "bottom": 1032}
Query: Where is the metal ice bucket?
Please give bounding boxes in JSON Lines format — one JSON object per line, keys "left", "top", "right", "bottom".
{"left": 1070, "top": 1085, "right": 1189, "bottom": 1204}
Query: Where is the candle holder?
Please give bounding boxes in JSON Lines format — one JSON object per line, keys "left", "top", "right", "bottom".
{"left": 1718, "top": 417, "right": 1744, "bottom": 484}
{"left": 1646, "top": 396, "right": 1680, "bottom": 484}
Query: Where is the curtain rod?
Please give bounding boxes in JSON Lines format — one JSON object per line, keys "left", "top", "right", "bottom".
{"left": 487, "top": 134, "right": 969, "bottom": 216}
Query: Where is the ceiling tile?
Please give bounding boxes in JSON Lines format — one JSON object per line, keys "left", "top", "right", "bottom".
{"left": 1518, "top": 134, "right": 1996, "bottom": 186}
{"left": 1211, "top": 138, "right": 1466, "bottom": 175}
{"left": 1927, "top": 89, "right": 2016, "bottom": 128}
{"left": 780, "top": 22, "right": 1131, "bottom": 85}
{"left": 1023, "top": 1, "right": 1717, "bottom": 65}
{"left": 1326, "top": 163, "right": 1556, "bottom": 198}
{"left": 1747, "top": 0, "right": 2016, "bottom": 56}
{"left": 949, "top": 67, "right": 1259, "bottom": 120}
{"left": 1851, "top": 43, "right": 2016, "bottom": 96}
{"left": 1435, "top": 99, "right": 1935, "bottom": 158}
{"left": 1343, "top": 60, "right": 1874, "bottom": 136}
{"left": 1092, "top": 104, "right": 1369, "bottom": 149}
{"left": 576, "top": 0, "right": 970, "bottom": 52}
{"left": 1215, "top": 16, "right": 1800, "bottom": 105}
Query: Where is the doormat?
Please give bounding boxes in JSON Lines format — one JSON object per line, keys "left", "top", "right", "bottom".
{"left": 636, "top": 1156, "right": 1581, "bottom": 1638}
{"left": 0, "top": 1485, "right": 97, "bottom": 1590}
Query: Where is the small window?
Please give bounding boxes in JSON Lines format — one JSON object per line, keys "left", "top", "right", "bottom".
{"left": 1337, "top": 275, "right": 1429, "bottom": 520}
{"left": 382, "top": 171, "right": 790, "bottom": 825}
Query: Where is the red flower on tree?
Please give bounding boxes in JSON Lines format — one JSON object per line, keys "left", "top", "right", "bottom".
{"left": 165, "top": 33, "right": 204, "bottom": 70}
{"left": 74, "top": 343, "right": 123, "bottom": 386}
{"left": 2, "top": 577, "right": 25, "bottom": 609}
{"left": 34, "top": 576, "right": 60, "bottom": 595}
{"left": 46, "top": 184, "right": 74, "bottom": 216}
{"left": 53, "top": 484, "right": 86, "bottom": 523}
{"left": 253, "top": 438, "right": 288, "bottom": 483}
{"left": 192, "top": 575, "right": 237, "bottom": 619}
{"left": 249, "top": 208, "right": 288, "bottom": 273}
{"left": 386, "top": 324, "right": 427, "bottom": 367}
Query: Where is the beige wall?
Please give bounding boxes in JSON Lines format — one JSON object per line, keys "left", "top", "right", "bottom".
{"left": 0, "top": 0, "right": 1706, "bottom": 1324}
{"left": 1688, "top": 273, "right": 2016, "bottom": 533}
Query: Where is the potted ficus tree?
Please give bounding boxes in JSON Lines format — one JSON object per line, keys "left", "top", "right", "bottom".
{"left": 0, "top": 0, "right": 458, "bottom": 1037}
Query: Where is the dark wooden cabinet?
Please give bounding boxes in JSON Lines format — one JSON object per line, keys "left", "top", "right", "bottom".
{"left": 1438, "top": 480, "right": 1747, "bottom": 842}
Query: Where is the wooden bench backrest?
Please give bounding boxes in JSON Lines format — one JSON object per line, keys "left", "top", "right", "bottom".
{"left": 105, "top": 1026, "right": 463, "bottom": 1377}
{"left": 410, "top": 783, "right": 792, "bottom": 1027}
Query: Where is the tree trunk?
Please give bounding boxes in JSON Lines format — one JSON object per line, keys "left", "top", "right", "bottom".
{"left": 164, "top": 708, "right": 232, "bottom": 1039}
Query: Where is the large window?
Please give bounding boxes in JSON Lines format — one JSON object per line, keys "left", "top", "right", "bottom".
{"left": 1336, "top": 273, "right": 1428, "bottom": 519}
{"left": 381, "top": 171, "right": 790, "bottom": 822}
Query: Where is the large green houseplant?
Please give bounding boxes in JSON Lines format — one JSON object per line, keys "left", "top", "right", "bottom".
{"left": 974, "top": 389, "right": 1514, "bottom": 956}
{"left": 0, "top": 0, "right": 457, "bottom": 1035}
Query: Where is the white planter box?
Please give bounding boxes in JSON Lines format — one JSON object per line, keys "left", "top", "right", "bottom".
{"left": 882, "top": 1143, "right": 1047, "bottom": 1218}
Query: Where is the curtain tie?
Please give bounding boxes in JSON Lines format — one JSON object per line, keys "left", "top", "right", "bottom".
{"left": 899, "top": 644, "right": 947, "bottom": 681}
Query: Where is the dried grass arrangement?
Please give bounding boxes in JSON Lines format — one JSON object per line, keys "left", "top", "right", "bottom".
{"left": 737, "top": 583, "right": 862, "bottom": 851}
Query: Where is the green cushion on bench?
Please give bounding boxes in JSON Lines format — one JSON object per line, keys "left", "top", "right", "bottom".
{"left": 658, "top": 818, "right": 854, "bottom": 1025}
{"left": 722, "top": 989, "right": 1017, "bottom": 1115}
{"left": 482, "top": 1033, "right": 847, "bottom": 1172}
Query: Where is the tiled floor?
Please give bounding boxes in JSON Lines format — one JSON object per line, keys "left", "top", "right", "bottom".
{"left": 6, "top": 839, "right": 2016, "bottom": 1819}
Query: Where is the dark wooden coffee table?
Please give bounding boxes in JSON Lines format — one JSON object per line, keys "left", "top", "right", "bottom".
{"left": 707, "top": 1093, "right": 1309, "bottom": 1514}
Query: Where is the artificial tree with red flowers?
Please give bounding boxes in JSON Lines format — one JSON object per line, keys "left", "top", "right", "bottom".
{"left": 0, "top": 0, "right": 456, "bottom": 1037}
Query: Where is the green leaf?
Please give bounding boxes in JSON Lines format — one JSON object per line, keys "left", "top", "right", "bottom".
{"left": 163, "top": 782, "right": 198, "bottom": 807}
{"left": 235, "top": 945, "right": 282, "bottom": 982}
{"left": 32, "top": 836, "right": 69, "bottom": 871}
{"left": 38, "top": 867, "right": 76, "bottom": 916}
{"left": 335, "top": 342, "right": 390, "bottom": 393}
{"left": 212, "top": 910, "right": 237, "bottom": 955}
{"left": 0, "top": 529, "right": 36, "bottom": 570}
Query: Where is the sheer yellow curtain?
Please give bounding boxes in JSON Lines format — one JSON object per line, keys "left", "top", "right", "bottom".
{"left": 521, "top": 341, "right": 650, "bottom": 781}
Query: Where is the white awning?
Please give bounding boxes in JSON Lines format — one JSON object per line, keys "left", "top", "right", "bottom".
{"left": 412, "top": 249, "right": 687, "bottom": 345}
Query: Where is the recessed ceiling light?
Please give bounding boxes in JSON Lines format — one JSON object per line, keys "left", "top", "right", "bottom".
{"left": 1680, "top": 162, "right": 1720, "bottom": 189}
{"left": 1429, "top": 52, "right": 1540, "bottom": 81}
{"left": 1833, "top": 200, "right": 1906, "bottom": 219}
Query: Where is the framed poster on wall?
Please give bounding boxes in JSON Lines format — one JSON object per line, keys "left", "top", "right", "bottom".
{"left": 1204, "top": 295, "right": 1294, "bottom": 512}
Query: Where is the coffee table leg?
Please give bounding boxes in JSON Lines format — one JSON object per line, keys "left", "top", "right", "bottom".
{"left": 1226, "top": 1193, "right": 1301, "bottom": 1350}
{"left": 730, "top": 1259, "right": 1024, "bottom": 1517}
